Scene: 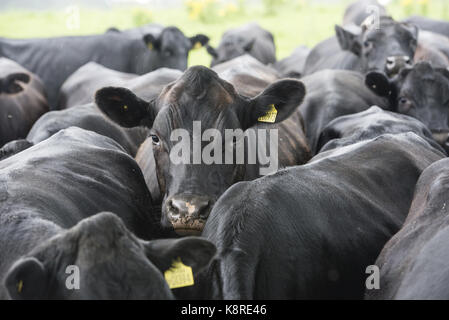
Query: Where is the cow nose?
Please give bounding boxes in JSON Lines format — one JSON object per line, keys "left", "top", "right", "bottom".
{"left": 166, "top": 195, "right": 212, "bottom": 221}
{"left": 404, "top": 56, "right": 412, "bottom": 65}
{"left": 386, "top": 56, "right": 412, "bottom": 76}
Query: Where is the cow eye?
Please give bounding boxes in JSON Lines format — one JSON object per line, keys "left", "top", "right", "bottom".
{"left": 399, "top": 97, "right": 408, "bottom": 105}
{"left": 363, "top": 41, "right": 372, "bottom": 48}
{"left": 150, "top": 135, "right": 160, "bottom": 146}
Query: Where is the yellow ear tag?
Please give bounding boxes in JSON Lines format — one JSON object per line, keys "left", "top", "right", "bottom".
{"left": 164, "top": 258, "right": 194, "bottom": 289}
{"left": 17, "top": 280, "right": 23, "bottom": 293}
{"left": 258, "top": 104, "right": 278, "bottom": 123}
{"left": 147, "top": 43, "right": 154, "bottom": 50}
{"left": 123, "top": 105, "right": 128, "bottom": 111}
{"left": 193, "top": 42, "right": 202, "bottom": 50}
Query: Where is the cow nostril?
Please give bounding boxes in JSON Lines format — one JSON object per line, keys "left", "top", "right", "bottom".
{"left": 387, "top": 57, "right": 395, "bottom": 64}
{"left": 197, "top": 200, "right": 211, "bottom": 220}
{"left": 166, "top": 200, "right": 180, "bottom": 219}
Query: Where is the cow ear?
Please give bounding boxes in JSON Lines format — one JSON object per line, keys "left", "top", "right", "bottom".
{"left": 95, "top": 87, "right": 156, "bottom": 128}
{"left": 145, "top": 237, "right": 216, "bottom": 275}
{"left": 190, "top": 34, "right": 210, "bottom": 50}
{"left": 3, "top": 73, "right": 30, "bottom": 94}
{"left": 335, "top": 25, "right": 361, "bottom": 56}
{"left": 365, "top": 71, "right": 393, "bottom": 97}
{"left": 106, "top": 27, "right": 121, "bottom": 33}
{"left": 206, "top": 45, "right": 218, "bottom": 58}
{"left": 143, "top": 34, "right": 160, "bottom": 51}
{"left": 403, "top": 22, "right": 419, "bottom": 40}
{"left": 5, "top": 257, "right": 48, "bottom": 300}
{"left": 240, "top": 79, "right": 306, "bottom": 130}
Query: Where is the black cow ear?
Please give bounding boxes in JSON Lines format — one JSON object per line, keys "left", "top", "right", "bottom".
{"left": 365, "top": 71, "right": 392, "bottom": 97}
{"left": 206, "top": 45, "right": 218, "bottom": 58}
{"left": 106, "top": 27, "right": 120, "bottom": 33}
{"left": 3, "top": 73, "right": 30, "bottom": 94}
{"left": 403, "top": 22, "right": 419, "bottom": 40}
{"left": 144, "top": 237, "right": 216, "bottom": 275}
{"left": 190, "top": 34, "right": 209, "bottom": 50}
{"left": 335, "top": 25, "right": 361, "bottom": 56}
{"left": 240, "top": 79, "right": 306, "bottom": 130}
{"left": 143, "top": 34, "right": 160, "bottom": 51}
{"left": 5, "top": 257, "right": 48, "bottom": 300}
{"left": 95, "top": 87, "right": 156, "bottom": 128}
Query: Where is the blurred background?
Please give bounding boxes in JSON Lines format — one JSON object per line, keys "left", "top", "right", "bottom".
{"left": 0, "top": 0, "right": 446, "bottom": 66}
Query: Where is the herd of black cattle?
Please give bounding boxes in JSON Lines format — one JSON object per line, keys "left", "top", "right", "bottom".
{"left": 1, "top": 0, "right": 449, "bottom": 299}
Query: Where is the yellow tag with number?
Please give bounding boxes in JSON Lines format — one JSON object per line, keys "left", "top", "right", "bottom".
{"left": 193, "top": 42, "right": 202, "bottom": 50}
{"left": 258, "top": 104, "right": 278, "bottom": 123}
{"left": 147, "top": 43, "right": 154, "bottom": 50}
{"left": 164, "top": 258, "right": 194, "bottom": 289}
{"left": 17, "top": 280, "right": 23, "bottom": 293}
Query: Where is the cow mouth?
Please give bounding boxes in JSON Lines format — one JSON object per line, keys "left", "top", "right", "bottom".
{"left": 174, "top": 227, "right": 204, "bottom": 236}
{"left": 171, "top": 220, "right": 206, "bottom": 236}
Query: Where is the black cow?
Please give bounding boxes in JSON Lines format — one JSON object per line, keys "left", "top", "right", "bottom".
{"left": 0, "top": 58, "right": 48, "bottom": 147}
{"left": 343, "top": 0, "right": 387, "bottom": 27}
{"left": 206, "top": 23, "right": 276, "bottom": 67}
{"left": 0, "top": 27, "right": 208, "bottom": 108}
{"left": 12, "top": 65, "right": 180, "bottom": 157}
{"left": 4, "top": 212, "right": 215, "bottom": 300}
{"left": 0, "top": 128, "right": 216, "bottom": 299}
{"left": 188, "top": 132, "right": 444, "bottom": 299}
{"left": 366, "top": 158, "right": 449, "bottom": 299}
{"left": 317, "top": 106, "right": 445, "bottom": 154}
{"left": 25, "top": 104, "right": 148, "bottom": 157}
{"left": 96, "top": 59, "right": 311, "bottom": 236}
{"left": 298, "top": 69, "right": 389, "bottom": 154}
{"left": 273, "top": 45, "right": 310, "bottom": 78}
{"left": 59, "top": 62, "right": 182, "bottom": 109}
{"left": 304, "top": 16, "right": 418, "bottom": 77}
{"left": 404, "top": 15, "right": 449, "bottom": 39}
{"left": 365, "top": 61, "right": 449, "bottom": 151}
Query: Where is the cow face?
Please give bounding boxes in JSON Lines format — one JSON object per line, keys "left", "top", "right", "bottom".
{"left": 365, "top": 62, "right": 449, "bottom": 149}
{"left": 207, "top": 37, "right": 255, "bottom": 67}
{"left": 4, "top": 212, "right": 216, "bottom": 300}
{"left": 96, "top": 66, "right": 306, "bottom": 235}
{"left": 336, "top": 16, "right": 418, "bottom": 76}
{"left": 143, "top": 27, "right": 209, "bottom": 71}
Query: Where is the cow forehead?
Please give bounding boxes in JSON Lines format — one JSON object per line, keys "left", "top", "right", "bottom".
{"left": 160, "top": 28, "right": 190, "bottom": 48}
{"left": 160, "top": 69, "right": 237, "bottom": 108}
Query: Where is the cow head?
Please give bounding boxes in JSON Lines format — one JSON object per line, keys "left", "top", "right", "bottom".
{"left": 335, "top": 16, "right": 418, "bottom": 76}
{"left": 365, "top": 62, "right": 449, "bottom": 150}
{"left": 207, "top": 37, "right": 256, "bottom": 67}
{"left": 4, "top": 212, "right": 216, "bottom": 300}
{"left": 96, "top": 66, "right": 306, "bottom": 235}
{"left": 0, "top": 73, "right": 30, "bottom": 94}
{"left": 143, "top": 26, "right": 209, "bottom": 71}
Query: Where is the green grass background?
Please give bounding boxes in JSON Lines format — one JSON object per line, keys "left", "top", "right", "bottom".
{"left": 0, "top": 0, "right": 447, "bottom": 67}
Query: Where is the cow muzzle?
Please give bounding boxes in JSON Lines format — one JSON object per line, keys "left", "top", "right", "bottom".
{"left": 385, "top": 56, "right": 412, "bottom": 77}
{"left": 165, "top": 194, "right": 213, "bottom": 236}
